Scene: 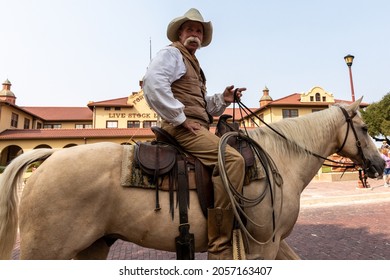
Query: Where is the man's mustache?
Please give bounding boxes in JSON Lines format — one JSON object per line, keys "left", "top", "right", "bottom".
{"left": 184, "top": 36, "right": 201, "bottom": 49}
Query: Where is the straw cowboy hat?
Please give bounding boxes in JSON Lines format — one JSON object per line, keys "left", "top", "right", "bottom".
{"left": 167, "top": 8, "right": 213, "bottom": 47}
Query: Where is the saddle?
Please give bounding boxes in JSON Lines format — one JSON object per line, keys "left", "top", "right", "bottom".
{"left": 134, "top": 116, "right": 255, "bottom": 214}
{"left": 133, "top": 118, "right": 256, "bottom": 260}
{"left": 135, "top": 127, "right": 214, "bottom": 217}
{"left": 215, "top": 114, "right": 255, "bottom": 168}
{"left": 135, "top": 127, "right": 212, "bottom": 260}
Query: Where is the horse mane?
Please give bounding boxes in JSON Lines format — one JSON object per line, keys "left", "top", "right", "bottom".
{"left": 248, "top": 104, "right": 344, "bottom": 159}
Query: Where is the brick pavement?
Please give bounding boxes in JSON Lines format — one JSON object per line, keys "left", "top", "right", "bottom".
{"left": 11, "top": 178, "right": 390, "bottom": 260}
{"left": 286, "top": 200, "right": 390, "bottom": 259}
{"left": 285, "top": 178, "right": 390, "bottom": 259}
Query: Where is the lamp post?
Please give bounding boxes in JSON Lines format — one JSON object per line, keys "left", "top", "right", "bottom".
{"left": 344, "top": 54, "right": 355, "bottom": 102}
{"left": 344, "top": 54, "right": 370, "bottom": 188}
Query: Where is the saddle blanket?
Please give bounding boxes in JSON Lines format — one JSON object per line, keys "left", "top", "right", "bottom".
{"left": 120, "top": 145, "right": 265, "bottom": 189}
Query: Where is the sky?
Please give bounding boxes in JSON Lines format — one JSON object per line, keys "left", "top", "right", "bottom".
{"left": 1, "top": 0, "right": 389, "bottom": 108}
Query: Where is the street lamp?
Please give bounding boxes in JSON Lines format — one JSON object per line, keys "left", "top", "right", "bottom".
{"left": 344, "top": 54, "right": 355, "bottom": 102}
{"left": 344, "top": 54, "right": 369, "bottom": 188}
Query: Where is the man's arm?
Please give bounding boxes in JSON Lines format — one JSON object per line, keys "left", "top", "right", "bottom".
{"left": 143, "top": 47, "right": 187, "bottom": 126}
{"left": 206, "top": 85, "right": 246, "bottom": 116}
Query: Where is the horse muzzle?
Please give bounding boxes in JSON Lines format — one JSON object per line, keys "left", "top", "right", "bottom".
{"left": 364, "top": 158, "right": 385, "bottom": 179}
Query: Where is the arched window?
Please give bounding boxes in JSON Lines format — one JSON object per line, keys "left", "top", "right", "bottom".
{"left": 315, "top": 93, "right": 321, "bottom": 101}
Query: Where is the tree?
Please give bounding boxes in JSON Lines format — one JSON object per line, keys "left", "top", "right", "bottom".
{"left": 361, "top": 92, "right": 390, "bottom": 145}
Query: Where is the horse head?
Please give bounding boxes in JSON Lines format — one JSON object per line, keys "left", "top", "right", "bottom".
{"left": 335, "top": 97, "right": 385, "bottom": 178}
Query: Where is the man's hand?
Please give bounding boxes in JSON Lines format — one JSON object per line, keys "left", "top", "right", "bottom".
{"left": 223, "top": 85, "right": 247, "bottom": 103}
{"left": 181, "top": 119, "right": 202, "bottom": 134}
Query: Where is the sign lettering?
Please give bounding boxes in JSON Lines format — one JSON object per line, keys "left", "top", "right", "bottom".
{"left": 108, "top": 112, "right": 156, "bottom": 119}
{"left": 132, "top": 95, "right": 144, "bottom": 105}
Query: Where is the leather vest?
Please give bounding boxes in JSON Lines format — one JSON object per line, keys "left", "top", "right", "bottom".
{"left": 171, "top": 42, "right": 212, "bottom": 125}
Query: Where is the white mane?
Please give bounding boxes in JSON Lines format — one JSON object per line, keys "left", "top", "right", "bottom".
{"left": 248, "top": 105, "right": 344, "bottom": 159}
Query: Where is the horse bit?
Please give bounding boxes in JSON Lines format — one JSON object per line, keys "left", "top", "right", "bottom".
{"left": 335, "top": 106, "right": 374, "bottom": 188}
{"left": 235, "top": 96, "right": 374, "bottom": 188}
{"left": 220, "top": 98, "right": 375, "bottom": 246}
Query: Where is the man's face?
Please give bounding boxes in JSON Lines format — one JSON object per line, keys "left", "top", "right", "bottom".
{"left": 178, "top": 21, "right": 204, "bottom": 54}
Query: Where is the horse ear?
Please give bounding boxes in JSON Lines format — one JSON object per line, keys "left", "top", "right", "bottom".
{"left": 348, "top": 96, "right": 363, "bottom": 113}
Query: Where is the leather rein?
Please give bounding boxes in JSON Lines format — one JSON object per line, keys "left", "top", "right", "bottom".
{"left": 218, "top": 93, "right": 373, "bottom": 246}
{"left": 336, "top": 106, "right": 372, "bottom": 187}
{"left": 232, "top": 93, "right": 372, "bottom": 187}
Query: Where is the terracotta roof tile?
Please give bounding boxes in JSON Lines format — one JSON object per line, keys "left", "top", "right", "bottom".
{"left": 1, "top": 102, "right": 43, "bottom": 120}
{"left": 0, "top": 128, "right": 154, "bottom": 139}
{"left": 0, "top": 125, "right": 257, "bottom": 141}
{"left": 262, "top": 93, "right": 368, "bottom": 107}
{"left": 22, "top": 107, "right": 93, "bottom": 121}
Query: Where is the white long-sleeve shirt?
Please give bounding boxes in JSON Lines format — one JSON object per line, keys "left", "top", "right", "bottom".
{"left": 143, "top": 46, "right": 230, "bottom": 126}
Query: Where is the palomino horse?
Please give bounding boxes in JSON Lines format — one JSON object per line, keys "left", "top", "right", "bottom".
{"left": 0, "top": 99, "right": 384, "bottom": 260}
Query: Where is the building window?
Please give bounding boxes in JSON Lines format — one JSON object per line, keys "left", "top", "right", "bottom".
{"left": 75, "top": 124, "right": 92, "bottom": 129}
{"left": 106, "top": 121, "right": 118, "bottom": 128}
{"left": 24, "top": 118, "right": 30, "bottom": 129}
{"left": 127, "top": 121, "right": 140, "bottom": 128}
{"left": 322, "top": 96, "right": 326, "bottom": 102}
{"left": 37, "top": 122, "right": 42, "bottom": 129}
{"left": 310, "top": 96, "right": 314, "bottom": 102}
{"left": 11, "top": 113, "right": 19, "bottom": 127}
{"left": 315, "top": 93, "right": 321, "bottom": 101}
{"left": 282, "top": 109, "right": 298, "bottom": 119}
{"left": 43, "top": 124, "right": 62, "bottom": 129}
{"left": 104, "top": 107, "right": 111, "bottom": 111}
{"left": 114, "top": 107, "right": 121, "bottom": 111}
{"left": 143, "top": 121, "right": 157, "bottom": 128}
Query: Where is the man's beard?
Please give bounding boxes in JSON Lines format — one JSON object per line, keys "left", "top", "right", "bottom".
{"left": 183, "top": 36, "right": 201, "bottom": 50}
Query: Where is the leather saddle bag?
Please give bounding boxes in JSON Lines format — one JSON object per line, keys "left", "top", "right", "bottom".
{"left": 135, "top": 141, "right": 177, "bottom": 175}
{"left": 215, "top": 114, "right": 255, "bottom": 167}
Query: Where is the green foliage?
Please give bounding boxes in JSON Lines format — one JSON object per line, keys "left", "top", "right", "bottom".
{"left": 361, "top": 92, "right": 390, "bottom": 142}
{"left": 321, "top": 166, "right": 332, "bottom": 173}
{"left": 26, "top": 161, "right": 42, "bottom": 172}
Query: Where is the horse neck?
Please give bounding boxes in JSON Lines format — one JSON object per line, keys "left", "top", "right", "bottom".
{"left": 248, "top": 108, "right": 341, "bottom": 185}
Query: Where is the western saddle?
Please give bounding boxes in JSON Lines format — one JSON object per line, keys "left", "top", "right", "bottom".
{"left": 133, "top": 115, "right": 255, "bottom": 260}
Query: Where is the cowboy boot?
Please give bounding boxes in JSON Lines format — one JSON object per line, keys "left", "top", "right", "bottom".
{"left": 207, "top": 207, "right": 234, "bottom": 260}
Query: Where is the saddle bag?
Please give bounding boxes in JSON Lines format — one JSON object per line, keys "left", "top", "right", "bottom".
{"left": 215, "top": 114, "right": 255, "bottom": 167}
{"left": 135, "top": 141, "right": 177, "bottom": 175}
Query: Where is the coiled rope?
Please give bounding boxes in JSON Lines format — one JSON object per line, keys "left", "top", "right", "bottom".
{"left": 218, "top": 131, "right": 284, "bottom": 245}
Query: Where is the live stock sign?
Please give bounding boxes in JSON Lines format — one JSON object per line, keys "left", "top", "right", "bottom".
{"left": 108, "top": 113, "right": 158, "bottom": 119}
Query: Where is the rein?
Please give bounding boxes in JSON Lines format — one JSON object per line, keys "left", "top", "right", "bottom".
{"left": 220, "top": 94, "right": 372, "bottom": 245}
{"left": 338, "top": 106, "right": 371, "bottom": 187}
{"left": 233, "top": 96, "right": 370, "bottom": 176}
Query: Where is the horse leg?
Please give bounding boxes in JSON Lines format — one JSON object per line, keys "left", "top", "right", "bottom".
{"left": 275, "top": 240, "right": 301, "bottom": 260}
{"left": 73, "top": 238, "right": 111, "bottom": 260}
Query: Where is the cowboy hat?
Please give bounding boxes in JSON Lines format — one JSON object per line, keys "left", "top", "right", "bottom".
{"left": 167, "top": 8, "right": 213, "bottom": 47}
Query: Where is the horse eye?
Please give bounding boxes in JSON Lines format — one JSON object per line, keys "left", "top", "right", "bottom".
{"left": 362, "top": 126, "right": 368, "bottom": 133}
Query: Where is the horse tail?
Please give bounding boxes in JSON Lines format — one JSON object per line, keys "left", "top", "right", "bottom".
{"left": 0, "top": 148, "right": 56, "bottom": 259}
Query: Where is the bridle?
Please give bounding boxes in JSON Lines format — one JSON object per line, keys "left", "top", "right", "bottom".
{"left": 219, "top": 97, "right": 374, "bottom": 246}
{"left": 336, "top": 106, "right": 372, "bottom": 187}
{"left": 232, "top": 94, "right": 373, "bottom": 189}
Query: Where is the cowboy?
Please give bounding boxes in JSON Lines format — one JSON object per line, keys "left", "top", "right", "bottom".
{"left": 143, "top": 8, "right": 246, "bottom": 259}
